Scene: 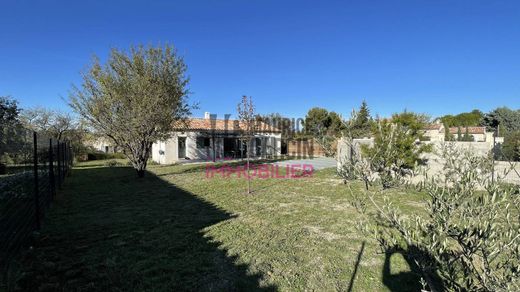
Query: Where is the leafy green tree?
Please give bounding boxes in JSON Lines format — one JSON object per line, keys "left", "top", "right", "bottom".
{"left": 0, "top": 96, "right": 20, "bottom": 125}
{"left": 328, "top": 111, "right": 344, "bottom": 137}
{"left": 482, "top": 107, "right": 520, "bottom": 134}
{"left": 501, "top": 131, "right": 520, "bottom": 161}
{"left": 391, "top": 110, "right": 429, "bottom": 136}
{"left": 443, "top": 122, "right": 454, "bottom": 141}
{"left": 303, "top": 107, "right": 331, "bottom": 137}
{"left": 349, "top": 100, "right": 372, "bottom": 138}
{"left": 303, "top": 107, "right": 344, "bottom": 156}
{"left": 69, "top": 44, "right": 191, "bottom": 177}
{"left": 461, "top": 126, "right": 474, "bottom": 141}
{"left": 440, "top": 109, "right": 483, "bottom": 127}
{"left": 362, "top": 114, "right": 431, "bottom": 189}
{"left": 0, "top": 96, "right": 25, "bottom": 174}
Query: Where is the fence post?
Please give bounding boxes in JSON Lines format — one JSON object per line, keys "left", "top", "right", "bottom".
{"left": 69, "top": 142, "right": 72, "bottom": 169}
{"left": 63, "top": 142, "right": 67, "bottom": 176}
{"left": 49, "top": 138, "right": 55, "bottom": 198}
{"left": 33, "top": 132, "right": 41, "bottom": 230}
{"left": 66, "top": 141, "right": 71, "bottom": 176}
{"left": 57, "top": 141, "right": 62, "bottom": 188}
{"left": 65, "top": 142, "right": 68, "bottom": 176}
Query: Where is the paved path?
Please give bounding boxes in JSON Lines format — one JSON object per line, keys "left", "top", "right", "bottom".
{"left": 270, "top": 157, "right": 337, "bottom": 170}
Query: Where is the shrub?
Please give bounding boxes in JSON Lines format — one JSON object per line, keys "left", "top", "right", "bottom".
{"left": 87, "top": 151, "right": 126, "bottom": 161}
{"left": 104, "top": 160, "right": 122, "bottom": 167}
{"left": 361, "top": 119, "right": 431, "bottom": 189}
{"left": 348, "top": 144, "right": 520, "bottom": 291}
{"left": 500, "top": 131, "right": 520, "bottom": 161}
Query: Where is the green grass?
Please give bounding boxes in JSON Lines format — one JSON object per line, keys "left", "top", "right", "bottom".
{"left": 13, "top": 160, "right": 426, "bottom": 291}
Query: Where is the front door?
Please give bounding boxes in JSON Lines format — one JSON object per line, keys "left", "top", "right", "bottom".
{"left": 178, "top": 137, "right": 186, "bottom": 159}
{"left": 255, "top": 138, "right": 262, "bottom": 157}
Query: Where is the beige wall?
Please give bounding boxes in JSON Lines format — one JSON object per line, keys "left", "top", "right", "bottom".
{"left": 88, "top": 137, "right": 115, "bottom": 153}
{"left": 336, "top": 138, "right": 520, "bottom": 185}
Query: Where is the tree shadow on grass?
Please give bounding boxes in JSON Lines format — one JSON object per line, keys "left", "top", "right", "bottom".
{"left": 382, "top": 246, "right": 444, "bottom": 292}
{"left": 16, "top": 166, "right": 277, "bottom": 291}
{"left": 346, "top": 241, "right": 365, "bottom": 292}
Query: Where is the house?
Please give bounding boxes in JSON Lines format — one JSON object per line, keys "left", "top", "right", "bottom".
{"left": 423, "top": 123, "right": 500, "bottom": 142}
{"left": 151, "top": 112, "right": 282, "bottom": 164}
{"left": 87, "top": 137, "right": 117, "bottom": 153}
{"left": 423, "top": 123, "right": 446, "bottom": 142}
{"left": 448, "top": 126, "right": 489, "bottom": 142}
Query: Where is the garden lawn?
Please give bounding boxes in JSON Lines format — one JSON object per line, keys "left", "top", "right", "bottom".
{"left": 13, "top": 160, "right": 426, "bottom": 291}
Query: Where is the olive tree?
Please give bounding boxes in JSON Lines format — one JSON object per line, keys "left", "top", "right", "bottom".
{"left": 70, "top": 44, "right": 191, "bottom": 177}
{"left": 349, "top": 144, "right": 520, "bottom": 291}
{"left": 359, "top": 112, "right": 431, "bottom": 189}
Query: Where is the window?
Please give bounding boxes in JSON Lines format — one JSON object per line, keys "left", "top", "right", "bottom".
{"left": 196, "top": 136, "right": 211, "bottom": 148}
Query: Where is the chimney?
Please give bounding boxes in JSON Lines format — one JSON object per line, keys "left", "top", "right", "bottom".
{"left": 204, "top": 112, "right": 210, "bottom": 119}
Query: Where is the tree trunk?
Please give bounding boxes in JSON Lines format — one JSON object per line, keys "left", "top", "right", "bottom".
{"left": 130, "top": 142, "right": 151, "bottom": 178}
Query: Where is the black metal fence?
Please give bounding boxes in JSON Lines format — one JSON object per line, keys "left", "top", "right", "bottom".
{"left": 0, "top": 129, "right": 73, "bottom": 281}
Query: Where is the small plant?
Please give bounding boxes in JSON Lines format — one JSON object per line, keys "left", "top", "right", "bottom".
{"left": 104, "top": 160, "right": 122, "bottom": 167}
{"left": 237, "top": 95, "right": 257, "bottom": 194}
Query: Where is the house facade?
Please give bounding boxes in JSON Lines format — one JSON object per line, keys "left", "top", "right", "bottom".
{"left": 151, "top": 113, "right": 282, "bottom": 164}
{"left": 423, "top": 123, "right": 499, "bottom": 142}
{"left": 88, "top": 137, "right": 117, "bottom": 153}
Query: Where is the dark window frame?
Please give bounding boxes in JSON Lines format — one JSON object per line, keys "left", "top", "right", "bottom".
{"left": 196, "top": 136, "right": 211, "bottom": 148}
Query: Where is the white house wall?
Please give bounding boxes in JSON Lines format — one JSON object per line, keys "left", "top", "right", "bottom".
{"left": 152, "top": 131, "right": 282, "bottom": 165}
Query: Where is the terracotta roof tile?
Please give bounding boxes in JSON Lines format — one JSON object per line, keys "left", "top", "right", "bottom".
{"left": 449, "top": 126, "right": 486, "bottom": 134}
{"left": 424, "top": 124, "right": 443, "bottom": 130}
{"left": 172, "top": 118, "right": 281, "bottom": 133}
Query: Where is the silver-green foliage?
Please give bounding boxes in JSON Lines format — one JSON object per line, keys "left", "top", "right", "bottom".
{"left": 69, "top": 45, "right": 191, "bottom": 177}
{"left": 349, "top": 144, "right": 520, "bottom": 291}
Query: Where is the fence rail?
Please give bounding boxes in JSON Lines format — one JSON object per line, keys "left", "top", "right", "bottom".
{"left": 0, "top": 130, "right": 73, "bottom": 283}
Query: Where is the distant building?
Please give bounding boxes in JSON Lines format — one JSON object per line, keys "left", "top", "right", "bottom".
{"left": 423, "top": 123, "right": 502, "bottom": 143}
{"left": 87, "top": 137, "right": 116, "bottom": 153}
{"left": 423, "top": 123, "right": 446, "bottom": 141}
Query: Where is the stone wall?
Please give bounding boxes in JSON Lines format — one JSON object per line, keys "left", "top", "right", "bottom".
{"left": 336, "top": 138, "right": 520, "bottom": 185}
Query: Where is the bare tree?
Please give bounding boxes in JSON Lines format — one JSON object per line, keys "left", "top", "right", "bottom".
{"left": 22, "top": 107, "right": 75, "bottom": 140}
{"left": 237, "top": 95, "right": 257, "bottom": 194}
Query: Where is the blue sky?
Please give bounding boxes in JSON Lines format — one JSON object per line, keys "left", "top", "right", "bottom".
{"left": 1, "top": 0, "right": 519, "bottom": 119}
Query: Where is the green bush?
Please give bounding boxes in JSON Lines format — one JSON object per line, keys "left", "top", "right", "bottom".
{"left": 87, "top": 151, "right": 126, "bottom": 161}
{"left": 104, "top": 160, "right": 123, "bottom": 167}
